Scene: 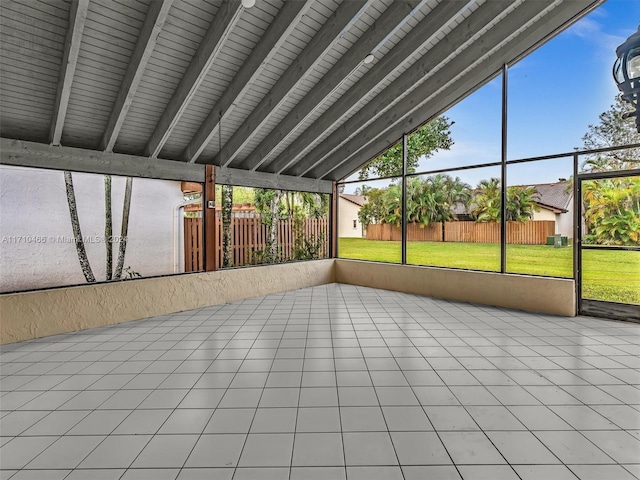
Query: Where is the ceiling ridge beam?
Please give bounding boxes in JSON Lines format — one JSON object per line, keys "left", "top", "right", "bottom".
{"left": 265, "top": 0, "right": 469, "bottom": 176}
{"left": 100, "top": 0, "right": 174, "bottom": 152}
{"left": 288, "top": 0, "right": 513, "bottom": 178}
{"left": 144, "top": 0, "right": 244, "bottom": 158}
{"left": 237, "top": 0, "right": 427, "bottom": 172}
{"left": 49, "top": 0, "right": 89, "bottom": 146}
{"left": 182, "top": 0, "right": 313, "bottom": 164}
{"left": 214, "top": 0, "right": 369, "bottom": 168}
{"left": 324, "top": 0, "right": 573, "bottom": 181}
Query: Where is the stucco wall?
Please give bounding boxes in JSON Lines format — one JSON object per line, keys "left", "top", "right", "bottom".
{"left": 557, "top": 197, "right": 574, "bottom": 238}
{"left": 532, "top": 208, "right": 556, "bottom": 223}
{"left": 0, "top": 259, "right": 335, "bottom": 344}
{"left": 532, "top": 205, "right": 573, "bottom": 238}
{"left": 335, "top": 259, "right": 575, "bottom": 317}
{"left": 1, "top": 257, "right": 578, "bottom": 344}
{"left": 0, "top": 165, "right": 185, "bottom": 293}
{"left": 338, "top": 198, "right": 363, "bottom": 238}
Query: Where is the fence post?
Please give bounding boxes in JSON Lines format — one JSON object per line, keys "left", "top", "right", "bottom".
{"left": 204, "top": 165, "right": 217, "bottom": 271}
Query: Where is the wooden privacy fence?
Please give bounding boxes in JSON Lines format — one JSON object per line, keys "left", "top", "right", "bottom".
{"left": 184, "top": 217, "right": 329, "bottom": 271}
{"left": 367, "top": 220, "right": 555, "bottom": 245}
{"left": 366, "top": 223, "right": 442, "bottom": 242}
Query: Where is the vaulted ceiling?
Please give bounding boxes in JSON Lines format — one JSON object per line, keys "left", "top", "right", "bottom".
{"left": 1, "top": 0, "right": 602, "bottom": 183}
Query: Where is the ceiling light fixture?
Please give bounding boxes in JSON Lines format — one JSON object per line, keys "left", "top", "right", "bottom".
{"left": 241, "top": 0, "right": 256, "bottom": 8}
{"left": 363, "top": 53, "right": 375, "bottom": 64}
{"left": 613, "top": 26, "right": 640, "bottom": 132}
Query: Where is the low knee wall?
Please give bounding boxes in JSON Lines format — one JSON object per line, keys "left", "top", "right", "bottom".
{"left": 0, "top": 259, "right": 335, "bottom": 344}
{"left": 335, "top": 259, "right": 575, "bottom": 317}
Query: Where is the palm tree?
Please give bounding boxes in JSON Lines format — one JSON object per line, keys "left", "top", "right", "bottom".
{"left": 471, "top": 178, "right": 501, "bottom": 222}
{"left": 221, "top": 184, "right": 233, "bottom": 268}
{"left": 583, "top": 177, "right": 640, "bottom": 245}
{"left": 506, "top": 185, "right": 540, "bottom": 221}
{"left": 471, "top": 179, "right": 540, "bottom": 222}
{"left": 64, "top": 173, "right": 134, "bottom": 282}
{"left": 64, "top": 171, "right": 95, "bottom": 283}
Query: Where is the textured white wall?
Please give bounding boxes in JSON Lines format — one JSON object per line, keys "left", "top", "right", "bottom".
{"left": 557, "top": 197, "right": 574, "bottom": 238}
{"left": 0, "top": 166, "right": 185, "bottom": 292}
{"left": 532, "top": 207, "right": 573, "bottom": 238}
{"left": 338, "top": 197, "right": 363, "bottom": 238}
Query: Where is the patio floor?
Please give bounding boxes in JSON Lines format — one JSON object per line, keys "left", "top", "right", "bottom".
{"left": 1, "top": 283, "right": 639, "bottom": 480}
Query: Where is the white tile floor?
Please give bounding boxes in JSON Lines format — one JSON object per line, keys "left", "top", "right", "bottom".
{"left": 1, "top": 283, "right": 639, "bottom": 480}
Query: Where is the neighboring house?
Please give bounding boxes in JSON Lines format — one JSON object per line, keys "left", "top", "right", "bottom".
{"left": 345, "top": 182, "right": 574, "bottom": 239}
{"left": 339, "top": 194, "right": 366, "bottom": 238}
{"left": 528, "top": 181, "right": 573, "bottom": 238}
{"left": 453, "top": 181, "right": 573, "bottom": 237}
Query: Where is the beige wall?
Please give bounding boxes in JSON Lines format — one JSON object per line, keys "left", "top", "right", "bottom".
{"left": 338, "top": 198, "right": 363, "bottom": 238}
{"left": 0, "top": 260, "right": 335, "bottom": 344}
{"left": 533, "top": 206, "right": 573, "bottom": 238}
{"left": 335, "top": 259, "right": 575, "bottom": 317}
{"left": 533, "top": 208, "right": 556, "bottom": 223}
{"left": 2, "top": 258, "right": 578, "bottom": 344}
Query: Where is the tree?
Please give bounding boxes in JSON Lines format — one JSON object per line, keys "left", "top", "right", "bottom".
{"left": 358, "top": 116, "right": 454, "bottom": 180}
{"left": 581, "top": 94, "right": 640, "bottom": 172}
{"left": 104, "top": 175, "right": 113, "bottom": 280}
{"left": 407, "top": 175, "right": 471, "bottom": 226}
{"left": 64, "top": 171, "right": 95, "bottom": 283}
{"left": 290, "top": 193, "right": 328, "bottom": 261}
{"left": 356, "top": 175, "right": 471, "bottom": 240}
{"left": 471, "top": 178, "right": 540, "bottom": 222}
{"left": 506, "top": 185, "right": 540, "bottom": 222}
{"left": 64, "top": 172, "right": 135, "bottom": 282}
{"left": 254, "top": 188, "right": 285, "bottom": 263}
{"left": 357, "top": 187, "right": 386, "bottom": 229}
{"left": 221, "top": 184, "right": 233, "bottom": 268}
{"left": 582, "top": 178, "right": 640, "bottom": 245}
{"left": 114, "top": 177, "right": 133, "bottom": 279}
{"left": 471, "top": 178, "right": 501, "bottom": 222}
{"left": 579, "top": 95, "right": 640, "bottom": 245}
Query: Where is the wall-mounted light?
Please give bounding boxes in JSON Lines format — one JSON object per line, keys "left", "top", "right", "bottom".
{"left": 613, "top": 26, "right": 640, "bottom": 132}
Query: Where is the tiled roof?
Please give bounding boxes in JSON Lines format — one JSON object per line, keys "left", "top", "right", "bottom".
{"left": 340, "top": 194, "right": 367, "bottom": 207}
{"left": 526, "top": 181, "right": 572, "bottom": 212}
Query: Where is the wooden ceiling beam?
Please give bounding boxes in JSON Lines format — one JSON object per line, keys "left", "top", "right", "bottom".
{"left": 49, "top": 0, "right": 89, "bottom": 146}
{"left": 182, "top": 0, "right": 313, "bottom": 163}
{"left": 144, "top": 0, "right": 244, "bottom": 158}
{"left": 214, "top": 0, "right": 369, "bottom": 169}
{"left": 264, "top": 0, "right": 468, "bottom": 176}
{"left": 324, "top": 0, "right": 591, "bottom": 181}
{"left": 100, "top": 0, "right": 174, "bottom": 152}
{"left": 287, "top": 0, "right": 511, "bottom": 178}
{"left": 237, "top": 0, "right": 427, "bottom": 172}
{"left": 1, "top": 138, "right": 203, "bottom": 182}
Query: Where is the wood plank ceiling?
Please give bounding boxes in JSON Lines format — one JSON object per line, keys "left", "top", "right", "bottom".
{"left": 1, "top": 0, "right": 602, "bottom": 182}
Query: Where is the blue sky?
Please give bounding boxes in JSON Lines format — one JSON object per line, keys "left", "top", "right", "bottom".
{"left": 346, "top": 0, "right": 640, "bottom": 190}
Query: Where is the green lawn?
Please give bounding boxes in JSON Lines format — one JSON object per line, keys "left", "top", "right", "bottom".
{"left": 338, "top": 238, "right": 639, "bottom": 305}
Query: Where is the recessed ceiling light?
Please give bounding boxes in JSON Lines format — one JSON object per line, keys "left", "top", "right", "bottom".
{"left": 363, "top": 54, "right": 375, "bottom": 64}
{"left": 241, "top": 0, "right": 256, "bottom": 8}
